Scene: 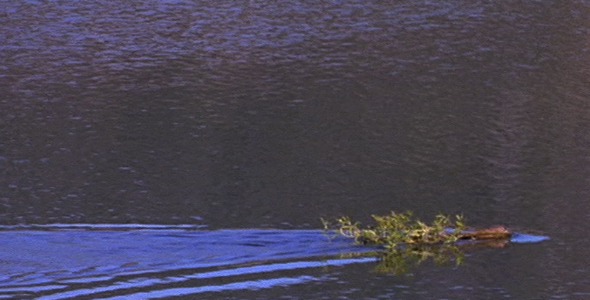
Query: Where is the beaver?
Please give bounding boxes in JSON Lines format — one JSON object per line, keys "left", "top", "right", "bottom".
{"left": 457, "top": 226, "right": 512, "bottom": 240}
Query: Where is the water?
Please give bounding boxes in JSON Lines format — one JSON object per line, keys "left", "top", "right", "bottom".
{"left": 0, "top": 226, "right": 547, "bottom": 300}
{"left": 0, "top": 227, "right": 371, "bottom": 299}
{"left": 1, "top": 0, "right": 590, "bottom": 298}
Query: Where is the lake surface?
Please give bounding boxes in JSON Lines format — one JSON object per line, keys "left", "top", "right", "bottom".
{"left": 1, "top": 0, "right": 590, "bottom": 299}
{"left": 0, "top": 225, "right": 547, "bottom": 300}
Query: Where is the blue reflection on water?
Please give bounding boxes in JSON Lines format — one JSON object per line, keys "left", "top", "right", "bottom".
{"left": 35, "top": 258, "right": 376, "bottom": 300}
{"left": 511, "top": 232, "right": 550, "bottom": 243}
{"left": 0, "top": 225, "right": 548, "bottom": 299}
{"left": 0, "top": 225, "right": 374, "bottom": 299}
{"left": 93, "top": 276, "right": 319, "bottom": 300}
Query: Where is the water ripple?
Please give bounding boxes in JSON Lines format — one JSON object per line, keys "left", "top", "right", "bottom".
{"left": 0, "top": 227, "right": 374, "bottom": 299}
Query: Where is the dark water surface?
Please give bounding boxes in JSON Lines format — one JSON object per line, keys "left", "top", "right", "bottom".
{"left": 2, "top": 0, "right": 590, "bottom": 299}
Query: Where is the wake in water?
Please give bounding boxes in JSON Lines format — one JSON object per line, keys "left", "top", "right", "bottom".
{"left": 0, "top": 224, "right": 548, "bottom": 300}
{"left": 0, "top": 225, "right": 376, "bottom": 300}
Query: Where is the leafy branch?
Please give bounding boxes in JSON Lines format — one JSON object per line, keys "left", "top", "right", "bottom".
{"left": 321, "top": 211, "right": 513, "bottom": 274}
{"left": 322, "top": 211, "right": 467, "bottom": 249}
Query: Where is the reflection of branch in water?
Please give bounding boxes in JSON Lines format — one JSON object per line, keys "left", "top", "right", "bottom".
{"left": 375, "top": 244, "right": 463, "bottom": 275}
{"left": 331, "top": 245, "right": 462, "bottom": 275}
{"left": 381, "top": 237, "right": 511, "bottom": 274}
{"left": 335, "top": 237, "right": 511, "bottom": 275}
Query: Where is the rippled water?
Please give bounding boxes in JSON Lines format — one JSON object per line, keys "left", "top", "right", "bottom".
{"left": 2, "top": 0, "right": 590, "bottom": 227}
{"left": 2, "top": 0, "right": 590, "bottom": 299}
{"left": 0, "top": 226, "right": 548, "bottom": 300}
{"left": 0, "top": 228, "right": 367, "bottom": 299}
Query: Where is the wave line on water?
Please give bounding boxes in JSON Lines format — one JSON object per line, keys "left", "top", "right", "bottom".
{"left": 34, "top": 257, "right": 376, "bottom": 300}
{"left": 0, "top": 223, "right": 207, "bottom": 231}
{"left": 93, "top": 275, "right": 319, "bottom": 300}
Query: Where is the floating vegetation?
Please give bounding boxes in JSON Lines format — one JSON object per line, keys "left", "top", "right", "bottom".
{"left": 322, "top": 211, "right": 512, "bottom": 274}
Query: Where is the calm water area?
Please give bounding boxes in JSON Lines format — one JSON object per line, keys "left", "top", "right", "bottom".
{"left": 1, "top": 0, "right": 590, "bottom": 299}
